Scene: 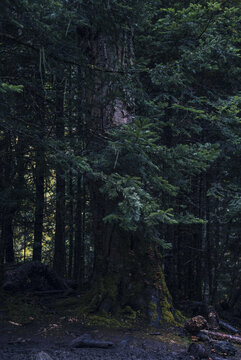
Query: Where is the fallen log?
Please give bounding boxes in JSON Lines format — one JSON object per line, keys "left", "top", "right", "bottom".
{"left": 200, "top": 329, "right": 241, "bottom": 344}
{"left": 219, "top": 320, "right": 240, "bottom": 335}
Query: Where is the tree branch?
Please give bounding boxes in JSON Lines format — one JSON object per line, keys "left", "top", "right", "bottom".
{"left": 0, "top": 32, "right": 145, "bottom": 75}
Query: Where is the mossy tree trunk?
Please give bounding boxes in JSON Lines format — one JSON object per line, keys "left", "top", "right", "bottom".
{"left": 88, "top": 181, "right": 179, "bottom": 324}
{"left": 87, "top": 202, "right": 180, "bottom": 324}
{"left": 79, "top": 23, "right": 180, "bottom": 325}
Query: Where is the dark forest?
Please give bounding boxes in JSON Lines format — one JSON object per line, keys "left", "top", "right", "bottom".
{"left": 1, "top": 1, "right": 241, "bottom": 359}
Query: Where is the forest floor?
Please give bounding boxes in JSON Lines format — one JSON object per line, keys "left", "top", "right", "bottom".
{"left": 0, "top": 293, "right": 241, "bottom": 360}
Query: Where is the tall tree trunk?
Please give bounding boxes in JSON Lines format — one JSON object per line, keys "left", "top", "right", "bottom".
{"left": 1, "top": 134, "right": 15, "bottom": 264}
{"left": 79, "top": 24, "right": 180, "bottom": 324}
{"left": 33, "top": 149, "right": 45, "bottom": 261}
{"left": 73, "top": 47, "right": 85, "bottom": 285}
{"left": 53, "top": 85, "right": 66, "bottom": 277}
{"left": 68, "top": 169, "right": 74, "bottom": 278}
{"left": 67, "top": 66, "right": 74, "bottom": 279}
{"left": 74, "top": 175, "right": 82, "bottom": 281}
{"left": 78, "top": 177, "right": 85, "bottom": 289}
{"left": 33, "top": 78, "right": 45, "bottom": 262}
{"left": 0, "top": 213, "right": 4, "bottom": 285}
{"left": 201, "top": 174, "right": 209, "bottom": 304}
{"left": 3, "top": 210, "right": 15, "bottom": 263}
{"left": 82, "top": 180, "right": 86, "bottom": 282}
{"left": 211, "top": 218, "right": 219, "bottom": 304}
{"left": 195, "top": 175, "right": 203, "bottom": 300}
{"left": 88, "top": 184, "right": 180, "bottom": 324}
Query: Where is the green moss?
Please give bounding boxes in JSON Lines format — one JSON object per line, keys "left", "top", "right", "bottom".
{"left": 151, "top": 312, "right": 158, "bottom": 322}
{"left": 160, "top": 297, "right": 175, "bottom": 325}
{"left": 162, "top": 307, "right": 175, "bottom": 324}
{"left": 148, "top": 301, "right": 157, "bottom": 311}
{"left": 122, "top": 305, "right": 137, "bottom": 320}
{"left": 159, "top": 266, "right": 172, "bottom": 301}
{"left": 175, "top": 309, "right": 186, "bottom": 324}
{"left": 7, "top": 299, "right": 43, "bottom": 325}
{"left": 156, "top": 265, "right": 184, "bottom": 326}
{"left": 86, "top": 315, "right": 122, "bottom": 328}
{"left": 148, "top": 301, "right": 158, "bottom": 322}
{"left": 77, "top": 276, "right": 118, "bottom": 315}
{"left": 55, "top": 297, "right": 80, "bottom": 309}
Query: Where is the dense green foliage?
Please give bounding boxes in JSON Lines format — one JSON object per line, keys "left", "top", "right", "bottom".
{"left": 1, "top": 0, "right": 241, "bottom": 314}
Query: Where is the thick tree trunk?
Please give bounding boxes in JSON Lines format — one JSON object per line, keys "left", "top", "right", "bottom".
{"left": 79, "top": 23, "right": 180, "bottom": 324}
{"left": 87, "top": 194, "right": 180, "bottom": 324}
{"left": 87, "top": 175, "right": 180, "bottom": 323}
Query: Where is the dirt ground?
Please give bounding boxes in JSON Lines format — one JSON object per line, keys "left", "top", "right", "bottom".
{"left": 0, "top": 294, "right": 241, "bottom": 360}
{"left": 1, "top": 319, "right": 241, "bottom": 360}
{"left": 0, "top": 318, "right": 187, "bottom": 360}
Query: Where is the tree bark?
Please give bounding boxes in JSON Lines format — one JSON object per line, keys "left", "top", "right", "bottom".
{"left": 73, "top": 174, "right": 83, "bottom": 282}
{"left": 201, "top": 173, "right": 209, "bottom": 304}
{"left": 53, "top": 85, "right": 66, "bottom": 277}
{"left": 67, "top": 67, "right": 74, "bottom": 279}
{"left": 211, "top": 219, "right": 220, "bottom": 304}
{"left": 33, "top": 149, "right": 45, "bottom": 261}
{"left": 1, "top": 134, "right": 15, "bottom": 264}
{"left": 68, "top": 169, "right": 74, "bottom": 278}
{"left": 3, "top": 209, "right": 15, "bottom": 263}
{"left": 79, "top": 22, "right": 179, "bottom": 324}
{"left": 0, "top": 211, "right": 4, "bottom": 286}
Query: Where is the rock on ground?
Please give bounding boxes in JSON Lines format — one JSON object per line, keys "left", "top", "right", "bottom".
{"left": 213, "top": 340, "right": 237, "bottom": 356}
{"left": 3, "top": 261, "right": 70, "bottom": 292}
{"left": 70, "top": 333, "right": 114, "bottom": 348}
{"left": 188, "top": 343, "right": 208, "bottom": 359}
{"left": 35, "top": 352, "right": 54, "bottom": 360}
